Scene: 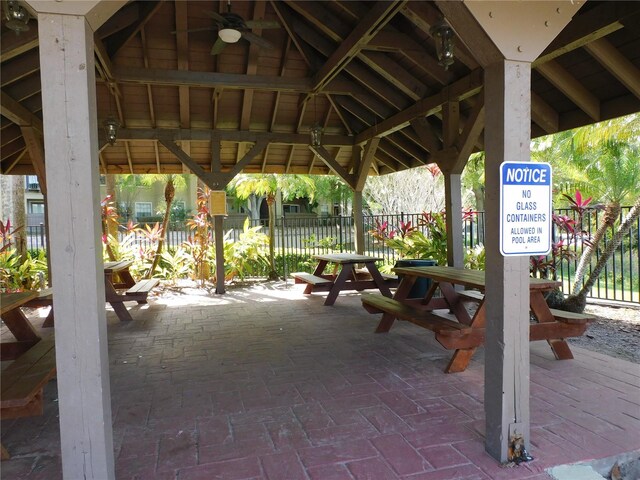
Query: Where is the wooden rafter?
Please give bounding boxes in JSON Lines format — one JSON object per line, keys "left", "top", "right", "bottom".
{"left": 0, "top": 91, "right": 43, "bottom": 132}
{"left": 584, "top": 38, "right": 640, "bottom": 100}
{"left": 174, "top": 0, "right": 190, "bottom": 130}
{"left": 20, "top": 126, "right": 47, "bottom": 195}
{"left": 311, "top": 1, "right": 407, "bottom": 92}
{"left": 410, "top": 117, "right": 442, "bottom": 154}
{"left": 536, "top": 60, "right": 600, "bottom": 121}
{"left": 241, "top": 2, "right": 266, "bottom": 131}
{"left": 1, "top": 50, "right": 40, "bottom": 88}
{"left": 106, "top": 1, "right": 162, "bottom": 58}
{"left": 354, "top": 138, "right": 380, "bottom": 190}
{"left": 309, "top": 145, "right": 354, "bottom": 187}
{"left": 531, "top": 92, "right": 559, "bottom": 134}
{"left": 0, "top": 27, "right": 38, "bottom": 62}
{"left": 140, "top": 28, "right": 156, "bottom": 127}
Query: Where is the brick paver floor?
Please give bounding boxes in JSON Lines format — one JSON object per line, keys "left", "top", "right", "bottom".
{"left": 2, "top": 281, "right": 639, "bottom": 479}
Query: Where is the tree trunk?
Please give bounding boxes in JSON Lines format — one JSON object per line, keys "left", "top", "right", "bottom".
{"left": 147, "top": 178, "right": 175, "bottom": 278}
{"left": 12, "top": 176, "right": 27, "bottom": 260}
{"left": 564, "top": 198, "right": 640, "bottom": 312}
{"left": 266, "top": 194, "right": 278, "bottom": 280}
{"left": 571, "top": 203, "right": 621, "bottom": 295}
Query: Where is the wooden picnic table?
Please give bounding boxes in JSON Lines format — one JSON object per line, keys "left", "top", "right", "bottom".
{"left": 104, "top": 260, "right": 159, "bottom": 321}
{"left": 292, "top": 253, "right": 398, "bottom": 306}
{"left": 0, "top": 291, "right": 41, "bottom": 361}
{"left": 362, "top": 266, "right": 593, "bottom": 373}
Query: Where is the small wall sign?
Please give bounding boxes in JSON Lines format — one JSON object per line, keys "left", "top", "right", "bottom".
{"left": 210, "top": 190, "right": 227, "bottom": 216}
{"left": 500, "top": 161, "right": 552, "bottom": 256}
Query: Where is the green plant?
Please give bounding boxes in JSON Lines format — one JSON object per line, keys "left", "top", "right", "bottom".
{"left": 370, "top": 212, "right": 449, "bottom": 266}
{"left": 223, "top": 218, "right": 270, "bottom": 281}
{"left": 184, "top": 188, "right": 214, "bottom": 285}
{"left": 158, "top": 248, "right": 192, "bottom": 284}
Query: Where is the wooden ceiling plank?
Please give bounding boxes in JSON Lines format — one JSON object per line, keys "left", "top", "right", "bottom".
{"left": 211, "top": 134, "right": 221, "bottom": 173}
{"left": 309, "top": 145, "right": 354, "bottom": 187}
{"left": 1, "top": 27, "right": 38, "bottom": 63}
{"left": 96, "top": 2, "right": 140, "bottom": 40}
{"left": 0, "top": 91, "right": 43, "bottom": 132}
{"left": 1, "top": 50, "right": 40, "bottom": 88}
{"left": 106, "top": 1, "right": 162, "bottom": 58}
{"left": 355, "top": 69, "right": 484, "bottom": 143}
{"left": 536, "top": 60, "right": 600, "bottom": 121}
{"left": 311, "top": 1, "right": 407, "bottom": 92}
{"left": 5, "top": 74, "right": 41, "bottom": 102}
{"left": 531, "top": 92, "right": 559, "bottom": 134}
{"left": 355, "top": 138, "right": 380, "bottom": 190}
{"left": 113, "top": 66, "right": 313, "bottom": 93}
{"left": 536, "top": 2, "right": 640, "bottom": 66}
{"left": 285, "top": 145, "right": 296, "bottom": 173}
{"left": 1, "top": 125, "right": 22, "bottom": 147}
{"left": 293, "top": 14, "right": 410, "bottom": 110}
{"left": 584, "top": 38, "right": 640, "bottom": 101}
{"left": 260, "top": 144, "right": 271, "bottom": 173}
{"left": 326, "top": 95, "right": 352, "bottom": 136}
{"left": 386, "top": 132, "right": 429, "bottom": 165}
{"left": 374, "top": 149, "right": 400, "bottom": 172}
{"left": 20, "top": 126, "right": 47, "bottom": 195}
{"left": 378, "top": 138, "right": 414, "bottom": 169}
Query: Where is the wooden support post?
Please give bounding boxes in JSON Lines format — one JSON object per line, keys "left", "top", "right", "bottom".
{"left": 214, "top": 215, "right": 225, "bottom": 294}
{"left": 353, "top": 190, "right": 364, "bottom": 254}
{"left": 38, "top": 13, "right": 115, "bottom": 479}
{"left": 444, "top": 173, "right": 464, "bottom": 267}
{"left": 484, "top": 59, "right": 532, "bottom": 462}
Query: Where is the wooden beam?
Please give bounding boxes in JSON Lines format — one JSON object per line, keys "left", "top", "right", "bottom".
{"left": 211, "top": 134, "right": 221, "bottom": 173}
{"left": 584, "top": 38, "right": 640, "bottom": 101}
{"left": 410, "top": 117, "right": 441, "bottom": 153}
{"left": 452, "top": 95, "right": 485, "bottom": 174}
{"left": 20, "top": 126, "right": 47, "bottom": 195}
{"left": 159, "top": 136, "right": 216, "bottom": 187}
{"left": 113, "top": 67, "right": 314, "bottom": 92}
{"left": 106, "top": 1, "right": 162, "bottom": 57}
{"left": 240, "top": 2, "right": 266, "bottom": 130}
{"left": 309, "top": 145, "right": 355, "bottom": 187}
{"left": 531, "top": 92, "right": 559, "bottom": 134}
{"left": 354, "top": 138, "right": 380, "bottom": 190}
{"left": 536, "top": 2, "right": 640, "bottom": 66}
{"left": 536, "top": 60, "right": 600, "bottom": 121}
{"left": 2, "top": 148, "right": 28, "bottom": 174}
{"left": 227, "top": 139, "right": 269, "bottom": 179}
{"left": 355, "top": 69, "right": 484, "bottom": 143}
{"left": 140, "top": 28, "right": 156, "bottom": 127}
{"left": 0, "top": 91, "right": 43, "bottom": 132}
{"left": 0, "top": 26, "right": 38, "bottom": 62}
{"left": 359, "top": 51, "right": 428, "bottom": 101}
{"left": 311, "top": 1, "right": 407, "bottom": 92}
{"left": 174, "top": 0, "right": 190, "bottom": 130}
{"left": 119, "top": 128, "right": 354, "bottom": 146}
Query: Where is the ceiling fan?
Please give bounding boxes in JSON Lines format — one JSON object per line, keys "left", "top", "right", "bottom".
{"left": 172, "top": 0, "right": 281, "bottom": 55}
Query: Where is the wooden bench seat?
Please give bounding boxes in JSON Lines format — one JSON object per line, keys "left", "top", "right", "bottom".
{"left": 126, "top": 278, "right": 160, "bottom": 296}
{"left": 458, "top": 289, "right": 484, "bottom": 302}
{"left": 362, "top": 294, "right": 473, "bottom": 336}
{"left": 1, "top": 338, "right": 56, "bottom": 460}
{"left": 548, "top": 308, "right": 594, "bottom": 324}
{"left": 125, "top": 278, "right": 160, "bottom": 304}
{"left": 24, "top": 288, "right": 54, "bottom": 328}
{"left": 291, "top": 272, "right": 333, "bottom": 286}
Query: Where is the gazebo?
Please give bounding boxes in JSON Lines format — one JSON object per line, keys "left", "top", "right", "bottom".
{"left": 1, "top": 1, "right": 639, "bottom": 477}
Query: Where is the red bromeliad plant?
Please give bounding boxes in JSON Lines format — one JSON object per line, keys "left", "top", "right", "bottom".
{"left": 185, "top": 188, "right": 213, "bottom": 285}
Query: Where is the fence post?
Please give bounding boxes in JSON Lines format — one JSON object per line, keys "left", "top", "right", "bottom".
{"left": 280, "top": 216, "right": 287, "bottom": 281}
{"left": 39, "top": 223, "right": 45, "bottom": 249}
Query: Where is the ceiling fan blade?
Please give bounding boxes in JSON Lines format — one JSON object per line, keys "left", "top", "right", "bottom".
{"left": 244, "top": 19, "right": 281, "bottom": 29}
{"left": 210, "top": 36, "right": 227, "bottom": 55}
{"left": 205, "top": 10, "right": 226, "bottom": 24}
{"left": 241, "top": 31, "right": 274, "bottom": 50}
{"left": 170, "top": 26, "right": 218, "bottom": 34}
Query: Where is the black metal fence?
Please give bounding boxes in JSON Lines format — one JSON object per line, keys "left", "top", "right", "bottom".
{"left": 24, "top": 207, "right": 639, "bottom": 304}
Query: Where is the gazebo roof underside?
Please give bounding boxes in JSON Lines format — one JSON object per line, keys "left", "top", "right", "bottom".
{"left": 1, "top": 0, "right": 639, "bottom": 177}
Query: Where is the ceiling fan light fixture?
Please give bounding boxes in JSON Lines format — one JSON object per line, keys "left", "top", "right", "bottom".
{"left": 4, "top": 0, "right": 30, "bottom": 34}
{"left": 430, "top": 19, "right": 455, "bottom": 70}
{"left": 219, "top": 28, "right": 241, "bottom": 43}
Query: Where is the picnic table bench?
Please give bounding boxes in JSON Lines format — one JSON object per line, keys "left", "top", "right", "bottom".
{"left": 0, "top": 338, "right": 56, "bottom": 459}
{"left": 104, "top": 261, "right": 159, "bottom": 321}
{"left": 292, "top": 253, "right": 398, "bottom": 306}
{"left": 362, "top": 266, "right": 594, "bottom": 373}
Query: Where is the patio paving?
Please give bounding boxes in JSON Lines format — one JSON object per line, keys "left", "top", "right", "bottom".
{"left": 2, "top": 281, "right": 639, "bottom": 479}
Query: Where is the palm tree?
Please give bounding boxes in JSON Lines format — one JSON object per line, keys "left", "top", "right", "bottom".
{"left": 539, "top": 114, "right": 640, "bottom": 312}
{"left": 146, "top": 174, "right": 188, "bottom": 278}
{"left": 229, "top": 174, "right": 315, "bottom": 279}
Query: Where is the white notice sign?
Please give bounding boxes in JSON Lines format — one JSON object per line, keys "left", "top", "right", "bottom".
{"left": 500, "top": 161, "right": 552, "bottom": 256}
